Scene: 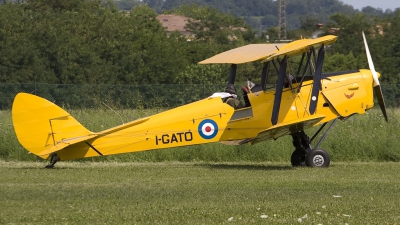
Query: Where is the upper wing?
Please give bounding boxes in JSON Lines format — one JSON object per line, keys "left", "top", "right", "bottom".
{"left": 262, "top": 35, "right": 337, "bottom": 62}
{"left": 198, "top": 43, "right": 285, "bottom": 64}
{"left": 199, "top": 35, "right": 337, "bottom": 65}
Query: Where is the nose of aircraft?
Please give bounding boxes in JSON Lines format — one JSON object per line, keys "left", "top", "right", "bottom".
{"left": 362, "top": 31, "right": 388, "bottom": 122}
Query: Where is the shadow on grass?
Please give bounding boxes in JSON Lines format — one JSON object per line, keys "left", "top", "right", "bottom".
{"left": 194, "top": 163, "right": 294, "bottom": 171}
{"left": 2, "top": 161, "right": 296, "bottom": 170}
{"left": 6, "top": 166, "right": 71, "bottom": 170}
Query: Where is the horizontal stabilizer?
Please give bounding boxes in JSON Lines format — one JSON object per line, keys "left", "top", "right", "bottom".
{"left": 37, "top": 134, "right": 98, "bottom": 156}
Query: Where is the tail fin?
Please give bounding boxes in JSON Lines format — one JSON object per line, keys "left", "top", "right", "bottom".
{"left": 12, "top": 93, "right": 95, "bottom": 159}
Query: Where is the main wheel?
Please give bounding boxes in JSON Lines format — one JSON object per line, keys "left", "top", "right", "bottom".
{"left": 305, "top": 148, "right": 330, "bottom": 168}
{"left": 291, "top": 149, "right": 306, "bottom": 167}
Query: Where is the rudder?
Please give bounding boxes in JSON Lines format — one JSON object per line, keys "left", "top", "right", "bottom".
{"left": 12, "top": 93, "right": 93, "bottom": 159}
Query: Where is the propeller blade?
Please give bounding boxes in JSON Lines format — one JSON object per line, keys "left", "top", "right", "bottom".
{"left": 362, "top": 31, "right": 379, "bottom": 87}
{"left": 362, "top": 31, "right": 388, "bottom": 122}
{"left": 374, "top": 85, "right": 388, "bottom": 122}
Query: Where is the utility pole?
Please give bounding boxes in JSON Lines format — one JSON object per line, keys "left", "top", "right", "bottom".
{"left": 278, "top": 0, "right": 287, "bottom": 40}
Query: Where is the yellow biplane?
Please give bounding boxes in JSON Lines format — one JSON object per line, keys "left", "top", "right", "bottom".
{"left": 12, "top": 32, "right": 387, "bottom": 168}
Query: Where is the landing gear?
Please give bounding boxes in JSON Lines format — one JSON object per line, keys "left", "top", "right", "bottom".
{"left": 45, "top": 152, "right": 59, "bottom": 168}
{"left": 291, "top": 149, "right": 306, "bottom": 167}
{"left": 290, "top": 118, "right": 338, "bottom": 168}
{"left": 290, "top": 131, "right": 309, "bottom": 167}
{"left": 305, "top": 148, "right": 330, "bottom": 167}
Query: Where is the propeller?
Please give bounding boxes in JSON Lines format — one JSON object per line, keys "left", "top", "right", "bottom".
{"left": 362, "top": 31, "right": 388, "bottom": 122}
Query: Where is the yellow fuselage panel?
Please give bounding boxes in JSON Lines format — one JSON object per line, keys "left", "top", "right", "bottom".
{"left": 56, "top": 97, "right": 235, "bottom": 160}
{"left": 322, "top": 70, "right": 374, "bottom": 117}
{"left": 221, "top": 83, "right": 313, "bottom": 141}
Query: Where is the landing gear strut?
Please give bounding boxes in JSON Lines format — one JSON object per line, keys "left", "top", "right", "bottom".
{"left": 290, "top": 131, "right": 309, "bottom": 167}
{"left": 290, "top": 118, "right": 338, "bottom": 168}
{"left": 45, "top": 152, "right": 59, "bottom": 168}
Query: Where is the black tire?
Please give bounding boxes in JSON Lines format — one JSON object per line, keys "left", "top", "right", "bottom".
{"left": 305, "top": 148, "right": 330, "bottom": 168}
{"left": 291, "top": 149, "right": 306, "bottom": 167}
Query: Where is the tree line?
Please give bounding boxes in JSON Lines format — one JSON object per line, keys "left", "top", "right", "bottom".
{"left": 116, "top": 0, "right": 396, "bottom": 30}
{"left": 1, "top": 0, "right": 400, "bottom": 105}
{"left": 0, "top": 1, "right": 260, "bottom": 85}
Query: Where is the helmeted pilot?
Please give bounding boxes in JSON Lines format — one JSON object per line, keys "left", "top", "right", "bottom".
{"left": 223, "top": 84, "right": 243, "bottom": 109}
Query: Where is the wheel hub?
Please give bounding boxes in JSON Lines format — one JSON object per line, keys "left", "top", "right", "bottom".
{"left": 312, "top": 155, "right": 324, "bottom": 166}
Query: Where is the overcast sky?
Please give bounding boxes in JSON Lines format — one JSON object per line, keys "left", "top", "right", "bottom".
{"left": 340, "top": 0, "right": 400, "bottom": 11}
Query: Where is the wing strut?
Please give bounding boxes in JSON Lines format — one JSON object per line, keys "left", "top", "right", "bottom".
{"left": 309, "top": 44, "right": 325, "bottom": 114}
{"left": 308, "top": 49, "right": 316, "bottom": 76}
{"left": 271, "top": 60, "right": 280, "bottom": 74}
{"left": 296, "top": 52, "right": 306, "bottom": 77}
{"left": 296, "top": 51, "right": 313, "bottom": 93}
{"left": 228, "top": 64, "right": 237, "bottom": 84}
{"left": 260, "top": 62, "right": 270, "bottom": 90}
{"left": 271, "top": 56, "right": 288, "bottom": 125}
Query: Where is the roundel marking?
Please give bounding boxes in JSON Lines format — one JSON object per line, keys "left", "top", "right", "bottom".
{"left": 198, "top": 119, "right": 218, "bottom": 139}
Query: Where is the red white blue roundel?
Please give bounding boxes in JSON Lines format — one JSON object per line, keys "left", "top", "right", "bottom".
{"left": 198, "top": 119, "right": 218, "bottom": 139}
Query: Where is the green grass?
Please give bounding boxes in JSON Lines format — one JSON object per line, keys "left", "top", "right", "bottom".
{"left": 1, "top": 108, "right": 399, "bottom": 162}
{"left": 1, "top": 161, "right": 400, "bottom": 224}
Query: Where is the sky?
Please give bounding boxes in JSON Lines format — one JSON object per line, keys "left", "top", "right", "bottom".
{"left": 340, "top": 0, "right": 400, "bottom": 11}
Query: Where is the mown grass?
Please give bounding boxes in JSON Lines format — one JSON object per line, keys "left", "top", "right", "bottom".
{"left": 0, "top": 107, "right": 399, "bottom": 162}
{"left": 1, "top": 161, "right": 400, "bottom": 224}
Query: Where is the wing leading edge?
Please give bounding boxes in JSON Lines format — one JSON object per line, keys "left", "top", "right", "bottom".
{"left": 250, "top": 114, "right": 326, "bottom": 144}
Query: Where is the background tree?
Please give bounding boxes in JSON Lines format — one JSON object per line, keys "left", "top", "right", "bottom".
{"left": 326, "top": 13, "right": 372, "bottom": 56}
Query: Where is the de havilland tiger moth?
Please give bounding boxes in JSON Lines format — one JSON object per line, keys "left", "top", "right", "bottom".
{"left": 11, "top": 32, "right": 387, "bottom": 168}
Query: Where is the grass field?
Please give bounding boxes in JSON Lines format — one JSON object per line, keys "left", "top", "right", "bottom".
{"left": 1, "top": 161, "right": 400, "bottom": 224}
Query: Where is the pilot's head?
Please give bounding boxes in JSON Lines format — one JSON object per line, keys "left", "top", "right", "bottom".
{"left": 225, "top": 84, "right": 236, "bottom": 94}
